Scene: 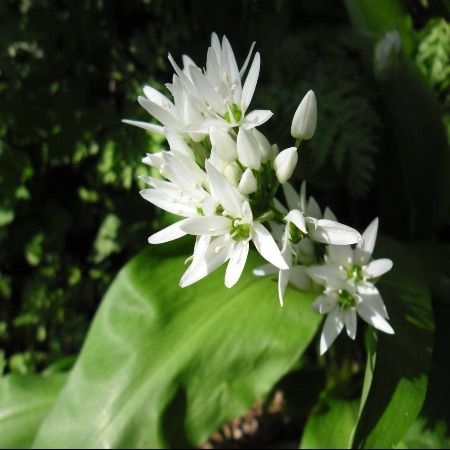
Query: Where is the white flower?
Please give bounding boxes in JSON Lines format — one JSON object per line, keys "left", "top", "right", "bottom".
{"left": 282, "top": 182, "right": 361, "bottom": 246}
{"left": 312, "top": 279, "right": 394, "bottom": 355}
{"left": 124, "top": 33, "right": 273, "bottom": 140}
{"left": 141, "top": 137, "right": 288, "bottom": 289}
{"left": 183, "top": 33, "right": 272, "bottom": 131}
{"left": 178, "top": 161, "right": 288, "bottom": 288}
{"left": 307, "top": 218, "right": 394, "bottom": 355}
{"left": 307, "top": 218, "right": 393, "bottom": 285}
{"left": 291, "top": 90, "right": 317, "bottom": 141}
{"left": 139, "top": 146, "right": 214, "bottom": 245}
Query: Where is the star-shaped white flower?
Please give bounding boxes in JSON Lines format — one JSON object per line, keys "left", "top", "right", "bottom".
{"left": 307, "top": 218, "right": 394, "bottom": 355}
{"left": 179, "top": 161, "right": 288, "bottom": 288}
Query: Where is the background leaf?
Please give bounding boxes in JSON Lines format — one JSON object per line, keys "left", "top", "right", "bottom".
{"left": 344, "top": 0, "right": 450, "bottom": 238}
{"left": 32, "top": 247, "right": 321, "bottom": 448}
{"left": 300, "top": 398, "right": 359, "bottom": 449}
{"left": 0, "top": 373, "right": 67, "bottom": 448}
{"left": 352, "top": 238, "right": 434, "bottom": 448}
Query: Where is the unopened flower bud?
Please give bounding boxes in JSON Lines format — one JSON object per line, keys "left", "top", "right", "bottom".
{"left": 223, "top": 163, "right": 242, "bottom": 187}
{"left": 237, "top": 128, "right": 261, "bottom": 170}
{"left": 253, "top": 129, "right": 272, "bottom": 163}
{"left": 238, "top": 168, "right": 257, "bottom": 195}
{"left": 273, "top": 147, "right": 298, "bottom": 184}
{"left": 291, "top": 90, "right": 317, "bottom": 141}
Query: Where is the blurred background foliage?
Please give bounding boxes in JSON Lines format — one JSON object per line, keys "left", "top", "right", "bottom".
{"left": 0, "top": 0, "right": 448, "bottom": 390}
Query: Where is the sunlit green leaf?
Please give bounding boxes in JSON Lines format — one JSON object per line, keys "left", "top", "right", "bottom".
{"left": 33, "top": 248, "right": 321, "bottom": 448}
{"left": 300, "top": 398, "right": 359, "bottom": 449}
{"left": 0, "top": 373, "right": 67, "bottom": 448}
{"left": 352, "top": 238, "right": 434, "bottom": 448}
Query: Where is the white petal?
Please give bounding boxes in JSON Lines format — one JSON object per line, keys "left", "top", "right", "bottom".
{"left": 253, "top": 129, "right": 273, "bottom": 163}
{"left": 192, "top": 235, "right": 211, "bottom": 266}
{"left": 252, "top": 223, "right": 289, "bottom": 270}
{"left": 323, "top": 207, "right": 337, "bottom": 221}
{"left": 237, "top": 127, "right": 261, "bottom": 170}
{"left": 179, "top": 236, "right": 232, "bottom": 287}
{"left": 327, "top": 245, "right": 354, "bottom": 266}
{"left": 122, "top": 119, "right": 165, "bottom": 135}
{"left": 282, "top": 182, "right": 301, "bottom": 211}
{"left": 241, "top": 52, "right": 260, "bottom": 111}
{"left": 310, "top": 219, "right": 361, "bottom": 245}
{"left": 140, "top": 189, "right": 197, "bottom": 217}
{"left": 160, "top": 153, "right": 202, "bottom": 198}
{"left": 357, "top": 283, "right": 389, "bottom": 319}
{"left": 358, "top": 302, "right": 394, "bottom": 334}
{"left": 139, "top": 175, "right": 176, "bottom": 190}
{"left": 240, "top": 42, "right": 256, "bottom": 77}
{"left": 222, "top": 36, "right": 241, "bottom": 95}
{"left": 306, "top": 264, "right": 342, "bottom": 284}
{"left": 345, "top": 309, "right": 357, "bottom": 340}
{"left": 288, "top": 265, "right": 312, "bottom": 291}
{"left": 273, "top": 198, "right": 288, "bottom": 215}
{"left": 241, "top": 109, "right": 273, "bottom": 129}
{"left": 358, "top": 217, "right": 379, "bottom": 256}
{"left": 307, "top": 196, "right": 321, "bottom": 219}
{"left": 225, "top": 240, "right": 249, "bottom": 288}
{"left": 167, "top": 53, "right": 196, "bottom": 94}
{"left": 285, "top": 209, "right": 307, "bottom": 234}
{"left": 312, "top": 294, "right": 336, "bottom": 314}
{"left": 184, "top": 119, "right": 231, "bottom": 134}
{"left": 165, "top": 130, "right": 193, "bottom": 158}
{"left": 143, "top": 85, "right": 176, "bottom": 113}
{"left": 206, "top": 160, "right": 244, "bottom": 217}
{"left": 166, "top": 133, "right": 207, "bottom": 185}
{"left": 148, "top": 220, "right": 188, "bottom": 244}
{"left": 180, "top": 216, "right": 232, "bottom": 236}
{"left": 299, "top": 181, "right": 307, "bottom": 212}
{"left": 142, "top": 151, "right": 165, "bottom": 169}
{"left": 210, "top": 33, "right": 221, "bottom": 61}
{"left": 320, "top": 309, "right": 344, "bottom": 355}
{"left": 278, "top": 268, "right": 290, "bottom": 307}
{"left": 138, "top": 96, "right": 181, "bottom": 131}
{"left": 365, "top": 258, "right": 393, "bottom": 279}
{"left": 241, "top": 200, "right": 253, "bottom": 223}
{"left": 210, "top": 127, "right": 238, "bottom": 162}
{"left": 189, "top": 66, "right": 226, "bottom": 115}
{"left": 253, "top": 264, "right": 277, "bottom": 277}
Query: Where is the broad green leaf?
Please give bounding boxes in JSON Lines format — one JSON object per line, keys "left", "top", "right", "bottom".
{"left": 300, "top": 398, "right": 359, "bottom": 449}
{"left": 33, "top": 248, "right": 321, "bottom": 448}
{"left": 0, "top": 373, "right": 67, "bottom": 448}
{"left": 352, "top": 238, "right": 434, "bottom": 448}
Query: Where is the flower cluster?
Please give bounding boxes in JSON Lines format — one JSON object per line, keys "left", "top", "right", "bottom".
{"left": 125, "top": 33, "right": 394, "bottom": 353}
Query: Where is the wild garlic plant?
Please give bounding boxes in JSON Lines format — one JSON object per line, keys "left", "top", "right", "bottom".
{"left": 124, "top": 33, "right": 394, "bottom": 353}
